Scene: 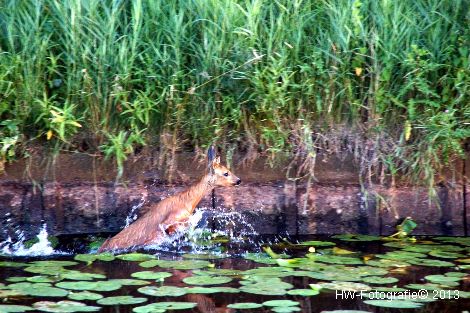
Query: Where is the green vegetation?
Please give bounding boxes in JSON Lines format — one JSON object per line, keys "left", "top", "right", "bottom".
{"left": 0, "top": 0, "right": 468, "bottom": 185}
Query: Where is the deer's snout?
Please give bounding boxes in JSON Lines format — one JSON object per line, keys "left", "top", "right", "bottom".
{"left": 235, "top": 178, "right": 241, "bottom": 185}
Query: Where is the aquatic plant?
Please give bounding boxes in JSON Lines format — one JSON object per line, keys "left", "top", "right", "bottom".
{"left": 0, "top": 0, "right": 467, "bottom": 191}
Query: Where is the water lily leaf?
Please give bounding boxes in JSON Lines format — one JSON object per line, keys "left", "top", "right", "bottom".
{"left": 361, "top": 276, "right": 399, "bottom": 284}
{"left": 0, "top": 262, "right": 30, "bottom": 268}
{"left": 26, "top": 276, "right": 62, "bottom": 283}
{"left": 227, "top": 303, "right": 263, "bottom": 309}
{"left": 130, "top": 271, "right": 172, "bottom": 280}
{"left": 425, "top": 274, "right": 461, "bottom": 284}
{"left": 138, "top": 286, "right": 187, "bottom": 297}
{"left": 316, "top": 281, "right": 371, "bottom": 292}
{"left": 407, "top": 259, "right": 454, "bottom": 267}
{"left": 0, "top": 289, "right": 24, "bottom": 298}
{"left": 8, "top": 282, "right": 68, "bottom": 297}
{"left": 74, "top": 253, "right": 115, "bottom": 263}
{"left": 195, "top": 269, "right": 243, "bottom": 276}
{"left": 262, "top": 247, "right": 290, "bottom": 259}
{"left": 0, "top": 305, "right": 33, "bottom": 312}
{"left": 297, "top": 240, "right": 336, "bottom": 247}
{"left": 365, "top": 259, "right": 410, "bottom": 268}
{"left": 132, "top": 302, "right": 197, "bottom": 312}
{"left": 182, "top": 275, "right": 232, "bottom": 285}
{"left": 108, "top": 279, "right": 150, "bottom": 286}
{"left": 185, "top": 286, "right": 239, "bottom": 294}
{"left": 116, "top": 253, "right": 155, "bottom": 261}
{"left": 29, "top": 261, "right": 78, "bottom": 267}
{"left": 60, "top": 271, "right": 106, "bottom": 281}
{"left": 428, "top": 250, "right": 464, "bottom": 259}
{"left": 243, "top": 253, "right": 278, "bottom": 264}
{"left": 287, "top": 289, "right": 320, "bottom": 296}
{"left": 56, "top": 281, "right": 122, "bottom": 292}
{"left": 333, "top": 247, "right": 356, "bottom": 255}
{"left": 240, "top": 284, "right": 289, "bottom": 296}
{"left": 97, "top": 296, "right": 147, "bottom": 305}
{"left": 312, "top": 255, "right": 363, "bottom": 265}
{"left": 24, "top": 266, "right": 67, "bottom": 275}
{"left": 405, "top": 283, "right": 449, "bottom": 290}
{"left": 182, "top": 253, "right": 226, "bottom": 259}
{"left": 6, "top": 277, "right": 28, "bottom": 283}
{"left": 444, "top": 272, "right": 467, "bottom": 278}
{"left": 364, "top": 299, "right": 423, "bottom": 309}
{"left": 262, "top": 300, "right": 299, "bottom": 307}
{"left": 433, "top": 237, "right": 470, "bottom": 246}
{"left": 67, "top": 291, "right": 103, "bottom": 301}
{"left": 32, "top": 300, "right": 100, "bottom": 312}
{"left": 271, "top": 307, "right": 301, "bottom": 313}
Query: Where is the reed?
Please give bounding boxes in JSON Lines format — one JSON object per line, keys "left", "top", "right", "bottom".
{"left": 0, "top": 0, "right": 468, "bottom": 186}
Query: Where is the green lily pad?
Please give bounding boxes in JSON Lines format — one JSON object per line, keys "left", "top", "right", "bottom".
{"left": 0, "top": 289, "right": 24, "bottom": 298}
{"left": 407, "top": 259, "right": 454, "bottom": 267}
{"left": 425, "top": 274, "right": 461, "bottom": 284}
{"left": 60, "top": 271, "right": 106, "bottom": 281}
{"left": 185, "top": 287, "right": 239, "bottom": 294}
{"left": 361, "top": 276, "right": 399, "bottom": 284}
{"left": 139, "top": 259, "right": 211, "bottom": 270}
{"left": 364, "top": 299, "right": 423, "bottom": 309}
{"left": 227, "top": 303, "right": 263, "bottom": 309}
{"left": 0, "top": 262, "right": 30, "bottom": 268}
{"left": 108, "top": 279, "right": 150, "bottom": 286}
{"left": 138, "top": 286, "right": 187, "bottom": 297}
{"left": 287, "top": 289, "right": 320, "bottom": 296}
{"left": 8, "top": 282, "right": 68, "bottom": 297}
{"left": 182, "top": 275, "right": 232, "bottom": 285}
{"left": 67, "top": 291, "right": 103, "bottom": 301}
{"left": 56, "top": 281, "right": 122, "bottom": 292}
{"left": 132, "top": 302, "right": 197, "bottom": 312}
{"left": 29, "top": 261, "right": 78, "bottom": 267}
{"left": 130, "top": 271, "right": 172, "bottom": 280}
{"left": 116, "top": 253, "right": 155, "bottom": 261}
{"left": 195, "top": 269, "right": 243, "bottom": 276}
{"left": 32, "top": 300, "right": 100, "bottom": 312}
{"left": 26, "top": 276, "right": 62, "bottom": 283}
{"left": 243, "top": 253, "right": 278, "bottom": 264}
{"left": 268, "top": 306, "right": 302, "bottom": 312}
{"left": 263, "top": 300, "right": 299, "bottom": 307}
{"left": 6, "top": 277, "right": 28, "bottom": 282}
{"left": 240, "top": 282, "right": 290, "bottom": 296}
{"left": 315, "top": 281, "right": 371, "bottom": 292}
{"left": 0, "top": 305, "right": 33, "bottom": 312}
{"left": 429, "top": 250, "right": 464, "bottom": 259}
{"left": 312, "top": 255, "right": 363, "bottom": 265}
{"left": 365, "top": 259, "right": 410, "bottom": 268}
{"left": 74, "top": 253, "right": 115, "bottom": 263}
{"left": 97, "top": 296, "right": 147, "bottom": 305}
{"left": 24, "top": 266, "right": 67, "bottom": 275}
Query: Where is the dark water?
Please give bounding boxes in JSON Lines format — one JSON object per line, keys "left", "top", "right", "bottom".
{"left": 1, "top": 235, "right": 469, "bottom": 313}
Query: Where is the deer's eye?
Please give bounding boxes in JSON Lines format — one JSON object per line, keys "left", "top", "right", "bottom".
{"left": 223, "top": 172, "right": 229, "bottom": 177}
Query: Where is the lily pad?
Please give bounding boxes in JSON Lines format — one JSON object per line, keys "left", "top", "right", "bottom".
{"left": 32, "top": 301, "right": 100, "bottom": 312}
{"left": 0, "top": 262, "right": 30, "bottom": 268}
{"left": 240, "top": 282, "right": 290, "bottom": 296}
{"left": 425, "top": 274, "right": 461, "bottom": 284}
{"left": 185, "top": 287, "right": 239, "bottom": 294}
{"left": 140, "top": 259, "right": 210, "bottom": 270}
{"left": 182, "top": 275, "right": 232, "bottom": 285}
{"left": 130, "top": 271, "right": 172, "bottom": 280}
{"left": 428, "top": 250, "right": 464, "bottom": 259}
{"left": 0, "top": 305, "right": 33, "bottom": 312}
{"left": 407, "top": 259, "right": 454, "bottom": 267}
{"left": 315, "top": 281, "right": 371, "bottom": 292}
{"left": 182, "top": 253, "right": 226, "bottom": 259}
{"left": 0, "top": 289, "right": 24, "bottom": 298}
{"left": 97, "top": 296, "right": 147, "bottom": 305}
{"left": 243, "top": 253, "right": 278, "bottom": 265}
{"left": 26, "top": 276, "right": 62, "bottom": 283}
{"left": 364, "top": 299, "right": 423, "bottom": 309}
{"left": 227, "top": 303, "right": 263, "bottom": 309}
{"left": 60, "top": 271, "right": 106, "bottom": 281}
{"left": 332, "top": 234, "right": 381, "bottom": 242}
{"left": 8, "top": 282, "right": 68, "bottom": 297}
{"left": 74, "top": 253, "right": 115, "bottom": 263}
{"left": 6, "top": 277, "right": 28, "bottom": 283}
{"left": 361, "top": 276, "right": 399, "bottom": 284}
{"left": 29, "top": 261, "right": 78, "bottom": 267}
{"left": 108, "top": 279, "right": 150, "bottom": 286}
{"left": 56, "top": 281, "right": 122, "bottom": 292}
{"left": 287, "top": 289, "right": 320, "bottom": 296}
{"left": 297, "top": 240, "right": 336, "bottom": 247}
{"left": 271, "top": 307, "right": 301, "bottom": 313}
{"left": 67, "top": 291, "right": 103, "bottom": 301}
{"left": 116, "top": 253, "right": 155, "bottom": 261}
{"left": 138, "top": 286, "right": 187, "bottom": 297}
{"left": 263, "top": 300, "right": 299, "bottom": 307}
{"left": 132, "top": 302, "right": 197, "bottom": 312}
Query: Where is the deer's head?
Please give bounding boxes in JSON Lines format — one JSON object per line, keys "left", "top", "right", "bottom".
{"left": 207, "top": 147, "right": 241, "bottom": 187}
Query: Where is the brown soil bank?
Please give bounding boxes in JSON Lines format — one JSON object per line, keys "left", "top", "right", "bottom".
{"left": 0, "top": 151, "right": 468, "bottom": 240}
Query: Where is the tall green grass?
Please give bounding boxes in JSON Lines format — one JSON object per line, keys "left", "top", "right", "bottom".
{"left": 0, "top": 0, "right": 468, "bottom": 185}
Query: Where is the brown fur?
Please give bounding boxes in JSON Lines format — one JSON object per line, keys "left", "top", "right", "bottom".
{"left": 98, "top": 155, "right": 240, "bottom": 252}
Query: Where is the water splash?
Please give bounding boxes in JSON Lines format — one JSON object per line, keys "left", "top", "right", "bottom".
{"left": 0, "top": 224, "right": 64, "bottom": 256}
{"left": 125, "top": 195, "right": 147, "bottom": 228}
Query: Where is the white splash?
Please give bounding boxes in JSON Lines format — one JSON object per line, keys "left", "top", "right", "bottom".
{"left": 0, "top": 224, "right": 62, "bottom": 256}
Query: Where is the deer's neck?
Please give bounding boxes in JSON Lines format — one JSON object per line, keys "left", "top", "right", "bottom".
{"left": 184, "top": 174, "right": 214, "bottom": 214}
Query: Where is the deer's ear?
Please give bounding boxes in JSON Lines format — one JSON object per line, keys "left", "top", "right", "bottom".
{"left": 212, "top": 156, "right": 221, "bottom": 166}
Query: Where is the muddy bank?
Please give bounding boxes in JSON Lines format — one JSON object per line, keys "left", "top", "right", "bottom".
{"left": 0, "top": 152, "right": 468, "bottom": 240}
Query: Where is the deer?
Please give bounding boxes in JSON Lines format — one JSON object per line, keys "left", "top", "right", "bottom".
{"left": 98, "top": 146, "right": 241, "bottom": 252}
